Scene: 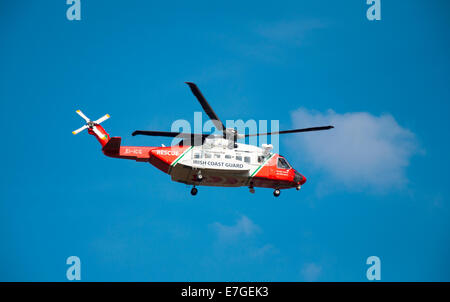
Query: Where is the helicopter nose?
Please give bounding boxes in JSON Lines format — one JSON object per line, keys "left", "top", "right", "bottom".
{"left": 294, "top": 171, "right": 307, "bottom": 185}
{"left": 300, "top": 175, "right": 307, "bottom": 185}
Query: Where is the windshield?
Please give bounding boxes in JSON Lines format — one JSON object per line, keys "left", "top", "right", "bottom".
{"left": 277, "top": 157, "right": 291, "bottom": 169}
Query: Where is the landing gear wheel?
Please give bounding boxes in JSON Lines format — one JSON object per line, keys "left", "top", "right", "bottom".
{"left": 191, "top": 187, "right": 198, "bottom": 196}
{"left": 197, "top": 173, "right": 203, "bottom": 182}
{"left": 273, "top": 189, "right": 280, "bottom": 197}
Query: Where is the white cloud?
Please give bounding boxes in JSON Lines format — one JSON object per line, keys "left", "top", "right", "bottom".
{"left": 256, "top": 19, "right": 327, "bottom": 46}
{"left": 215, "top": 19, "right": 327, "bottom": 63}
{"left": 301, "top": 263, "right": 322, "bottom": 282}
{"left": 206, "top": 217, "right": 277, "bottom": 274}
{"left": 212, "top": 215, "right": 260, "bottom": 242}
{"left": 290, "top": 108, "right": 419, "bottom": 192}
{"left": 249, "top": 244, "right": 277, "bottom": 259}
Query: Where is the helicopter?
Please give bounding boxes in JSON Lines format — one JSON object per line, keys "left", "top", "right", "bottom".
{"left": 72, "top": 82, "right": 333, "bottom": 197}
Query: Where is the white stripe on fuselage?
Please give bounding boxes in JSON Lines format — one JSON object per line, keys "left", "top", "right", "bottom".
{"left": 174, "top": 141, "right": 270, "bottom": 176}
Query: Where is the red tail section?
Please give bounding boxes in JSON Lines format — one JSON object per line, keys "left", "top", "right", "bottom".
{"left": 72, "top": 110, "right": 157, "bottom": 163}
{"left": 87, "top": 125, "right": 111, "bottom": 147}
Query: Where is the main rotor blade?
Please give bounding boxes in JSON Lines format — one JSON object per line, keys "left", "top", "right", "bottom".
{"left": 132, "top": 130, "right": 209, "bottom": 140}
{"left": 245, "top": 126, "right": 334, "bottom": 137}
{"left": 185, "top": 82, "right": 225, "bottom": 132}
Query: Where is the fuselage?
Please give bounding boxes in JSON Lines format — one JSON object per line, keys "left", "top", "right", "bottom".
{"left": 101, "top": 132, "right": 306, "bottom": 190}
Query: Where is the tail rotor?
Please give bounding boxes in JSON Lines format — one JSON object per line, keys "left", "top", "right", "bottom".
{"left": 72, "top": 110, "right": 110, "bottom": 140}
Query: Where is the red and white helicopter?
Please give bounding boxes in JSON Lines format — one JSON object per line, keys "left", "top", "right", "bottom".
{"left": 73, "top": 82, "right": 333, "bottom": 197}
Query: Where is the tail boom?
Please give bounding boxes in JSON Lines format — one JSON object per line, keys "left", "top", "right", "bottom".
{"left": 101, "top": 137, "right": 156, "bottom": 162}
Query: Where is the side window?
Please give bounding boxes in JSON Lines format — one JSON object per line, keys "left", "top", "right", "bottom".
{"left": 236, "top": 155, "right": 242, "bottom": 161}
{"left": 225, "top": 155, "right": 232, "bottom": 159}
{"left": 277, "top": 157, "right": 290, "bottom": 169}
{"left": 205, "top": 153, "right": 212, "bottom": 159}
{"left": 214, "top": 154, "right": 221, "bottom": 159}
{"left": 244, "top": 156, "right": 251, "bottom": 163}
{"left": 194, "top": 153, "right": 201, "bottom": 159}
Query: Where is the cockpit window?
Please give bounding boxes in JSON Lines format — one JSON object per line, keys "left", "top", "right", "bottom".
{"left": 277, "top": 157, "right": 291, "bottom": 169}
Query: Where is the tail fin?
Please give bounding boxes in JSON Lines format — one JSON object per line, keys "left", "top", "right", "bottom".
{"left": 72, "top": 110, "right": 111, "bottom": 147}
{"left": 88, "top": 124, "right": 111, "bottom": 147}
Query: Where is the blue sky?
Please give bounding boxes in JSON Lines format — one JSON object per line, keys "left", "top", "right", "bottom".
{"left": 0, "top": 0, "right": 449, "bottom": 281}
